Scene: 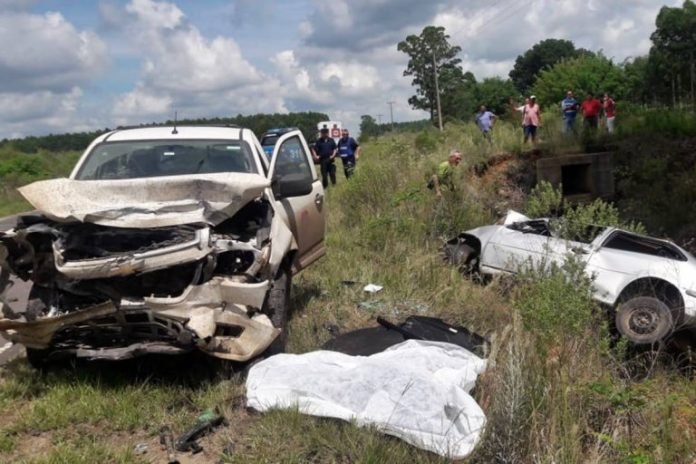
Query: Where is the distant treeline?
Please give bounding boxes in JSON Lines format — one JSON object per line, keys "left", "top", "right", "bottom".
{"left": 0, "top": 111, "right": 330, "bottom": 154}
{"left": 358, "top": 116, "right": 432, "bottom": 141}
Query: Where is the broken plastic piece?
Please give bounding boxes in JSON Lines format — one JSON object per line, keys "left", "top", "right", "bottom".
{"left": 362, "top": 284, "right": 383, "bottom": 293}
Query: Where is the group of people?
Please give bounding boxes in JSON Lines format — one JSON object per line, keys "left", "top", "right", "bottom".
{"left": 561, "top": 91, "right": 616, "bottom": 134}
{"left": 311, "top": 127, "right": 361, "bottom": 188}
{"left": 473, "top": 91, "right": 617, "bottom": 144}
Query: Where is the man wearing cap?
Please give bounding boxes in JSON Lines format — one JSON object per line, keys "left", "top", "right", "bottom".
{"left": 561, "top": 90, "right": 579, "bottom": 134}
{"left": 522, "top": 96, "right": 541, "bottom": 144}
{"left": 336, "top": 128, "right": 360, "bottom": 179}
{"left": 311, "top": 127, "right": 337, "bottom": 188}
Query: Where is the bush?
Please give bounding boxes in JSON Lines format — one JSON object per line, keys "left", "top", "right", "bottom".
{"left": 525, "top": 181, "right": 645, "bottom": 241}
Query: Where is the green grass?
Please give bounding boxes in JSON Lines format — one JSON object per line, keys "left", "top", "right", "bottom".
{"left": 0, "top": 120, "right": 695, "bottom": 463}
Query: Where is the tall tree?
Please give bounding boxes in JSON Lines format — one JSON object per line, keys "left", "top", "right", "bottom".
{"left": 650, "top": 0, "right": 696, "bottom": 106}
{"left": 397, "top": 26, "right": 463, "bottom": 125}
{"left": 509, "top": 39, "right": 592, "bottom": 94}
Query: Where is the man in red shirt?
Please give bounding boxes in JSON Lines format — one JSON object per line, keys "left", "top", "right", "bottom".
{"left": 580, "top": 93, "right": 602, "bottom": 130}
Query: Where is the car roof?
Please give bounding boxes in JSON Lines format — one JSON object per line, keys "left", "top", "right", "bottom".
{"left": 262, "top": 127, "right": 298, "bottom": 136}
{"left": 99, "top": 126, "right": 244, "bottom": 142}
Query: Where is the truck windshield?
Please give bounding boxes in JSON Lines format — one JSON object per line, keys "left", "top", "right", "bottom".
{"left": 75, "top": 139, "right": 258, "bottom": 180}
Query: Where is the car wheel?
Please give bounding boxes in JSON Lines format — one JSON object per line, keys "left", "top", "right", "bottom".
{"left": 443, "top": 240, "right": 479, "bottom": 274}
{"left": 615, "top": 296, "right": 674, "bottom": 345}
{"left": 25, "top": 347, "right": 51, "bottom": 369}
{"left": 263, "top": 265, "right": 291, "bottom": 355}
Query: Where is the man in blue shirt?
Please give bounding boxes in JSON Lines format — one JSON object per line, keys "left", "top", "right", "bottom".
{"left": 474, "top": 105, "right": 496, "bottom": 143}
{"left": 311, "top": 128, "right": 337, "bottom": 188}
{"left": 561, "top": 90, "right": 579, "bottom": 134}
{"left": 336, "top": 128, "right": 361, "bottom": 179}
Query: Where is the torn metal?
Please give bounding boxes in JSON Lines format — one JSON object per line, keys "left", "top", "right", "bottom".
{"left": 0, "top": 174, "right": 297, "bottom": 362}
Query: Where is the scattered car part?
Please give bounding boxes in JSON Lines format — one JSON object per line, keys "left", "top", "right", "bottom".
{"left": 323, "top": 316, "right": 489, "bottom": 358}
{"left": 159, "top": 426, "right": 179, "bottom": 464}
{"left": 175, "top": 410, "right": 226, "bottom": 454}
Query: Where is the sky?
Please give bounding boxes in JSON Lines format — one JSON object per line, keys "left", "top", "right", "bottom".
{"left": 0, "top": 0, "right": 683, "bottom": 139}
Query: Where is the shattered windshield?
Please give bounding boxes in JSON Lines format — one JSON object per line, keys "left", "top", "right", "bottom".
{"left": 75, "top": 139, "right": 258, "bottom": 180}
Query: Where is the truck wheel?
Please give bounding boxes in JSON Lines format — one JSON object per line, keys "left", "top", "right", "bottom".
{"left": 615, "top": 296, "right": 674, "bottom": 345}
{"left": 264, "top": 266, "right": 291, "bottom": 355}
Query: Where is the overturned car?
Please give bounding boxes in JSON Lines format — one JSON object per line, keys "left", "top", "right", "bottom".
{"left": 445, "top": 211, "right": 696, "bottom": 345}
{"left": 0, "top": 126, "right": 326, "bottom": 364}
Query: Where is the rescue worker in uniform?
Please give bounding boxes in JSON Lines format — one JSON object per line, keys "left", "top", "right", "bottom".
{"left": 336, "top": 128, "right": 360, "bottom": 179}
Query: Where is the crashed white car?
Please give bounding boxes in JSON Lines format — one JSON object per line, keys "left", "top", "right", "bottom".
{"left": 446, "top": 211, "right": 696, "bottom": 344}
{"left": 0, "top": 125, "right": 326, "bottom": 364}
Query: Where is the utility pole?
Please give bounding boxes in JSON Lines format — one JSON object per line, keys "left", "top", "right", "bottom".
{"left": 432, "top": 51, "right": 443, "bottom": 132}
{"left": 377, "top": 114, "right": 383, "bottom": 124}
{"left": 387, "top": 101, "right": 395, "bottom": 130}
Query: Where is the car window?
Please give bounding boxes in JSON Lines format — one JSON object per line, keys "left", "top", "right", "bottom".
{"left": 273, "top": 136, "right": 312, "bottom": 184}
{"left": 507, "top": 219, "right": 552, "bottom": 237}
{"left": 76, "top": 139, "right": 258, "bottom": 180}
{"left": 261, "top": 134, "right": 280, "bottom": 148}
{"left": 603, "top": 231, "right": 686, "bottom": 261}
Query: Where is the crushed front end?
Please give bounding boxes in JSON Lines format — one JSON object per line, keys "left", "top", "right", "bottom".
{"left": 0, "top": 195, "right": 292, "bottom": 362}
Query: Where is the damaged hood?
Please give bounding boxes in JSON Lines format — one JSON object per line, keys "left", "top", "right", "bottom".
{"left": 19, "top": 173, "right": 270, "bottom": 228}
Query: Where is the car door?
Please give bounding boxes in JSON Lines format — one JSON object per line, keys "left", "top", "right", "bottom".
{"left": 268, "top": 131, "right": 326, "bottom": 272}
{"left": 485, "top": 223, "right": 551, "bottom": 272}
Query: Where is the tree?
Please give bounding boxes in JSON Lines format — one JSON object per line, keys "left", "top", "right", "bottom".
{"left": 531, "top": 54, "right": 627, "bottom": 109}
{"left": 649, "top": 0, "right": 696, "bottom": 106}
{"left": 358, "top": 115, "right": 379, "bottom": 141}
{"left": 509, "top": 39, "right": 592, "bottom": 93}
{"left": 474, "top": 77, "right": 518, "bottom": 115}
{"left": 397, "top": 26, "right": 464, "bottom": 125}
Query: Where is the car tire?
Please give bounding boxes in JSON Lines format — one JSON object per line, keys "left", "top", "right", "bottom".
{"left": 615, "top": 296, "right": 674, "bottom": 345}
{"left": 264, "top": 265, "right": 291, "bottom": 355}
{"left": 443, "top": 240, "right": 479, "bottom": 274}
{"left": 25, "top": 347, "right": 51, "bottom": 369}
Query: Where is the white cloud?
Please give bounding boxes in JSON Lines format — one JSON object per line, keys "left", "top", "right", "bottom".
{"left": 0, "top": 11, "right": 108, "bottom": 92}
{"left": 0, "top": 87, "right": 87, "bottom": 138}
{"left": 125, "top": 0, "right": 184, "bottom": 29}
{"left": 112, "top": 0, "right": 284, "bottom": 123}
{"left": 0, "top": 5, "right": 108, "bottom": 137}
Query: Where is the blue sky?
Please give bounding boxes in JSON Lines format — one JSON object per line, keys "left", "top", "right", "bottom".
{"left": 0, "top": 0, "right": 681, "bottom": 138}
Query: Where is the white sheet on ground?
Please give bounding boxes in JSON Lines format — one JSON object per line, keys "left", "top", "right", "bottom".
{"left": 246, "top": 339, "right": 487, "bottom": 459}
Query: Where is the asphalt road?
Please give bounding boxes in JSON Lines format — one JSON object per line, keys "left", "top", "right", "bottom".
{"left": 0, "top": 213, "right": 31, "bottom": 364}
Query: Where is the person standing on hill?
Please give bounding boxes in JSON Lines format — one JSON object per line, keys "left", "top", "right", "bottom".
{"left": 561, "top": 90, "right": 579, "bottom": 134}
{"left": 580, "top": 93, "right": 602, "bottom": 130}
{"left": 311, "top": 127, "right": 337, "bottom": 188}
{"left": 603, "top": 93, "right": 616, "bottom": 133}
{"left": 336, "top": 128, "right": 360, "bottom": 179}
{"left": 429, "top": 150, "right": 462, "bottom": 198}
{"left": 475, "top": 105, "right": 497, "bottom": 144}
{"left": 522, "top": 96, "right": 541, "bottom": 144}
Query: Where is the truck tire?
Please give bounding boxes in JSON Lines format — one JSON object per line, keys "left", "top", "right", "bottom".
{"left": 264, "top": 266, "right": 291, "bottom": 355}
{"left": 615, "top": 296, "right": 674, "bottom": 345}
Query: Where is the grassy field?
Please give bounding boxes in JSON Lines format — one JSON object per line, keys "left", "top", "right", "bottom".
{"left": 0, "top": 120, "right": 694, "bottom": 463}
